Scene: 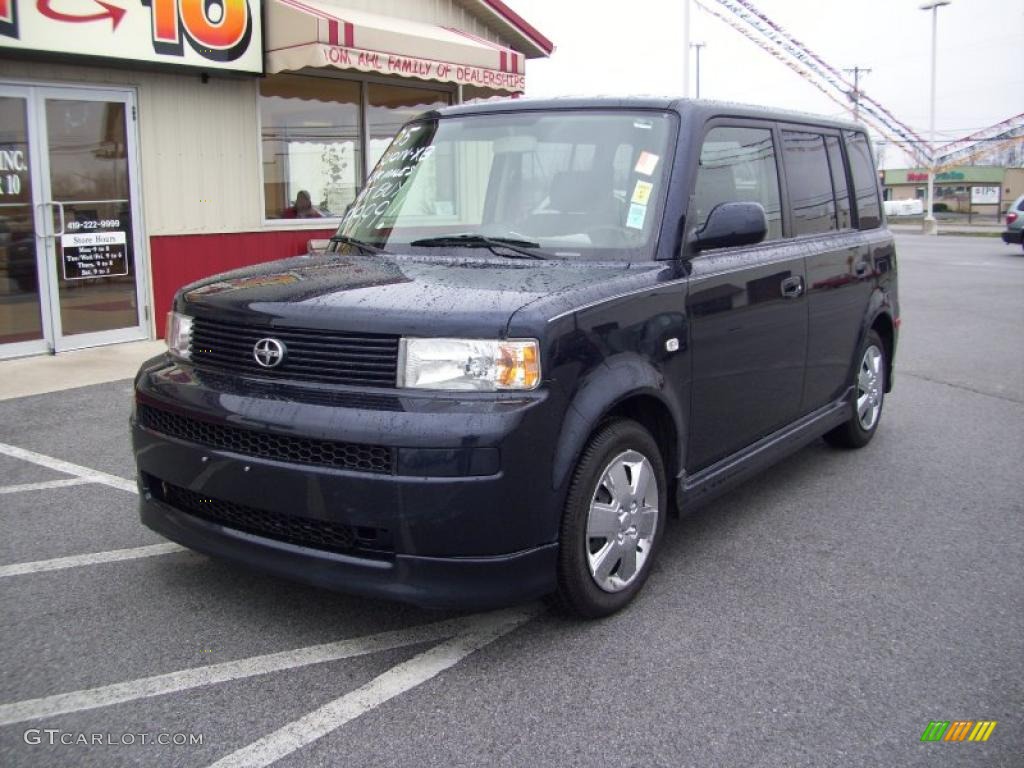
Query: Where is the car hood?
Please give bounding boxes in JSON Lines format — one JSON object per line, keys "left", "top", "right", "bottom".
{"left": 179, "top": 252, "right": 659, "bottom": 337}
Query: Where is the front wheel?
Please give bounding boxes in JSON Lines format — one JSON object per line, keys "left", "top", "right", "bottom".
{"left": 553, "top": 419, "right": 666, "bottom": 618}
{"left": 823, "top": 329, "right": 887, "bottom": 449}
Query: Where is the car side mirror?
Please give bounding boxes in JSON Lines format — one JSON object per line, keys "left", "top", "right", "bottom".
{"left": 692, "top": 202, "right": 768, "bottom": 252}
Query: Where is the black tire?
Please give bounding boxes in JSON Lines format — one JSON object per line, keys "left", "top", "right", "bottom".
{"left": 823, "top": 329, "right": 887, "bottom": 449}
{"left": 552, "top": 419, "right": 667, "bottom": 619}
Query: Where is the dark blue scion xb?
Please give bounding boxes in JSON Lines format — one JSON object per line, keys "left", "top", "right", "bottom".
{"left": 132, "top": 97, "right": 898, "bottom": 617}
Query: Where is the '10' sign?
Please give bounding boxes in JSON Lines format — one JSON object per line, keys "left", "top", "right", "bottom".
{"left": 143, "top": 0, "right": 254, "bottom": 62}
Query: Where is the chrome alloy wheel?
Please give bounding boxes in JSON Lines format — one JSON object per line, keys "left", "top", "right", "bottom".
{"left": 585, "top": 450, "right": 659, "bottom": 593}
{"left": 857, "top": 344, "right": 884, "bottom": 431}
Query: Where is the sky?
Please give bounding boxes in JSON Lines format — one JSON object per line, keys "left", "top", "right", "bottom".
{"left": 504, "top": 0, "right": 1024, "bottom": 168}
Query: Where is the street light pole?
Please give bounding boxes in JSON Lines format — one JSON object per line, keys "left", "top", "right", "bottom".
{"left": 921, "top": 0, "right": 951, "bottom": 235}
{"left": 691, "top": 43, "right": 706, "bottom": 99}
{"left": 682, "top": 0, "right": 692, "bottom": 97}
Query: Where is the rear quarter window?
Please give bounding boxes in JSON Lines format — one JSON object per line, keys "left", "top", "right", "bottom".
{"left": 844, "top": 130, "right": 882, "bottom": 230}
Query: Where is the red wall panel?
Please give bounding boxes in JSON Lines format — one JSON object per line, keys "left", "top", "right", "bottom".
{"left": 149, "top": 229, "right": 335, "bottom": 337}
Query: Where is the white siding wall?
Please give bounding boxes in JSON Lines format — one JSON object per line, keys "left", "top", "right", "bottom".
{"left": 0, "top": 59, "right": 262, "bottom": 237}
{"left": 324, "top": 0, "right": 513, "bottom": 48}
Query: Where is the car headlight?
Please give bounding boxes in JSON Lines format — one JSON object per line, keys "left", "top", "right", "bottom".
{"left": 166, "top": 311, "right": 192, "bottom": 360}
{"left": 399, "top": 338, "right": 540, "bottom": 391}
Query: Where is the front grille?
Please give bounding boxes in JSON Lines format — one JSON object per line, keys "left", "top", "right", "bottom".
{"left": 138, "top": 404, "right": 395, "bottom": 474}
{"left": 190, "top": 317, "right": 399, "bottom": 387}
{"left": 152, "top": 479, "right": 393, "bottom": 556}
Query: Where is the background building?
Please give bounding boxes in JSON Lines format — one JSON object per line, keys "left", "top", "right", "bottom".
{"left": 882, "top": 166, "right": 1024, "bottom": 216}
{"left": 0, "top": 0, "right": 552, "bottom": 358}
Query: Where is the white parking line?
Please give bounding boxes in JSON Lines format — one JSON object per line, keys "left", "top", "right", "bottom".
{"left": 209, "top": 608, "right": 537, "bottom": 768}
{"left": 0, "top": 608, "right": 537, "bottom": 728}
{"left": 0, "top": 542, "right": 185, "bottom": 579}
{"left": 0, "top": 441, "right": 137, "bottom": 494}
{"left": 0, "top": 477, "right": 97, "bottom": 495}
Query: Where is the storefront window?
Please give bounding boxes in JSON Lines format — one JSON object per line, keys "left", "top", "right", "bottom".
{"left": 260, "top": 76, "right": 453, "bottom": 224}
{"left": 0, "top": 96, "right": 42, "bottom": 346}
{"left": 260, "top": 75, "right": 361, "bottom": 220}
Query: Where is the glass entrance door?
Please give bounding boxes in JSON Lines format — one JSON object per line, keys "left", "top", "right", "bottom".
{"left": 0, "top": 84, "right": 147, "bottom": 358}
{"left": 39, "top": 87, "right": 147, "bottom": 352}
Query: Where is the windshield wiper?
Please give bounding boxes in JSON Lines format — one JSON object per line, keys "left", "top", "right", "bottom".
{"left": 329, "top": 235, "right": 390, "bottom": 255}
{"left": 409, "top": 234, "right": 548, "bottom": 260}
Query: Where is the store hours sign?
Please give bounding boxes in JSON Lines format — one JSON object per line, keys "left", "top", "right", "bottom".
{"left": 61, "top": 231, "right": 128, "bottom": 280}
{"left": 0, "top": 0, "right": 263, "bottom": 73}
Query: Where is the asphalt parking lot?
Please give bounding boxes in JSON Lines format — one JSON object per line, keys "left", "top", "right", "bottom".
{"left": 1, "top": 233, "right": 1022, "bottom": 767}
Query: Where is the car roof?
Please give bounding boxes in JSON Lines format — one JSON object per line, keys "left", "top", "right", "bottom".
{"left": 426, "top": 96, "right": 865, "bottom": 133}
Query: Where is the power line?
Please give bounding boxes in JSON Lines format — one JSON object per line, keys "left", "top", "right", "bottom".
{"left": 700, "top": 0, "right": 931, "bottom": 165}
{"left": 694, "top": 0, "right": 930, "bottom": 165}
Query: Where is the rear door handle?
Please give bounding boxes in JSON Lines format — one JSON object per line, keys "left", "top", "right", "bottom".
{"left": 780, "top": 275, "right": 804, "bottom": 299}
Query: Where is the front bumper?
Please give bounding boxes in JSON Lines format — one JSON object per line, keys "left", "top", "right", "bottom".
{"left": 132, "top": 357, "right": 566, "bottom": 609}
{"left": 140, "top": 488, "right": 557, "bottom": 609}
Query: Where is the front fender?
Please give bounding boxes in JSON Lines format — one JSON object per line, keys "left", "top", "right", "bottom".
{"left": 550, "top": 353, "right": 686, "bottom": 492}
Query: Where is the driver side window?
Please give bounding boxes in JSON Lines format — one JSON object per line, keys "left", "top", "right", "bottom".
{"left": 691, "top": 126, "right": 783, "bottom": 241}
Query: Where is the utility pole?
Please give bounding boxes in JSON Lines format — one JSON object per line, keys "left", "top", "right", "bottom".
{"left": 843, "top": 66, "right": 871, "bottom": 122}
{"left": 691, "top": 43, "right": 706, "bottom": 99}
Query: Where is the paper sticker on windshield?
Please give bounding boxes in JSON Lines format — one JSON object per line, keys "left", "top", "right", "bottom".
{"left": 634, "top": 151, "right": 659, "bottom": 176}
{"left": 626, "top": 203, "right": 647, "bottom": 230}
{"left": 631, "top": 180, "right": 653, "bottom": 205}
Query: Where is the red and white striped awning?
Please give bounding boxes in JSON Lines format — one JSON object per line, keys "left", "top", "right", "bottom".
{"left": 266, "top": 0, "right": 527, "bottom": 93}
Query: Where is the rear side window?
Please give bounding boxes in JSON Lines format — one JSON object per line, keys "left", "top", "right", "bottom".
{"left": 825, "top": 136, "right": 853, "bottom": 230}
{"left": 691, "top": 126, "right": 783, "bottom": 241}
{"left": 844, "top": 130, "right": 881, "bottom": 229}
{"left": 781, "top": 131, "right": 835, "bottom": 235}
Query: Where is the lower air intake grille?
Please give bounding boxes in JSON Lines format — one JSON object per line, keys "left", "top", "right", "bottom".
{"left": 137, "top": 403, "right": 394, "bottom": 474}
{"left": 153, "top": 479, "right": 393, "bottom": 556}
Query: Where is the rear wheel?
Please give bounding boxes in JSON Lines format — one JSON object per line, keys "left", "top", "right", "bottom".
{"left": 823, "top": 329, "right": 887, "bottom": 449}
{"left": 553, "top": 419, "right": 666, "bottom": 618}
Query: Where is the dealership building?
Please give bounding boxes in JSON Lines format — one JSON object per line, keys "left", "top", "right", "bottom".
{"left": 882, "top": 166, "right": 1024, "bottom": 216}
{"left": 0, "top": 0, "right": 552, "bottom": 358}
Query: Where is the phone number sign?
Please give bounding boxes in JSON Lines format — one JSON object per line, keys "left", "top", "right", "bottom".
{"left": 61, "top": 231, "right": 128, "bottom": 280}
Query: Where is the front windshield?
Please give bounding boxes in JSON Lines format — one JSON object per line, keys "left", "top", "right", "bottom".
{"left": 335, "top": 110, "right": 676, "bottom": 260}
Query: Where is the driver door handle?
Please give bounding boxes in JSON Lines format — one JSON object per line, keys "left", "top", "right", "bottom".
{"left": 780, "top": 275, "right": 804, "bottom": 299}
